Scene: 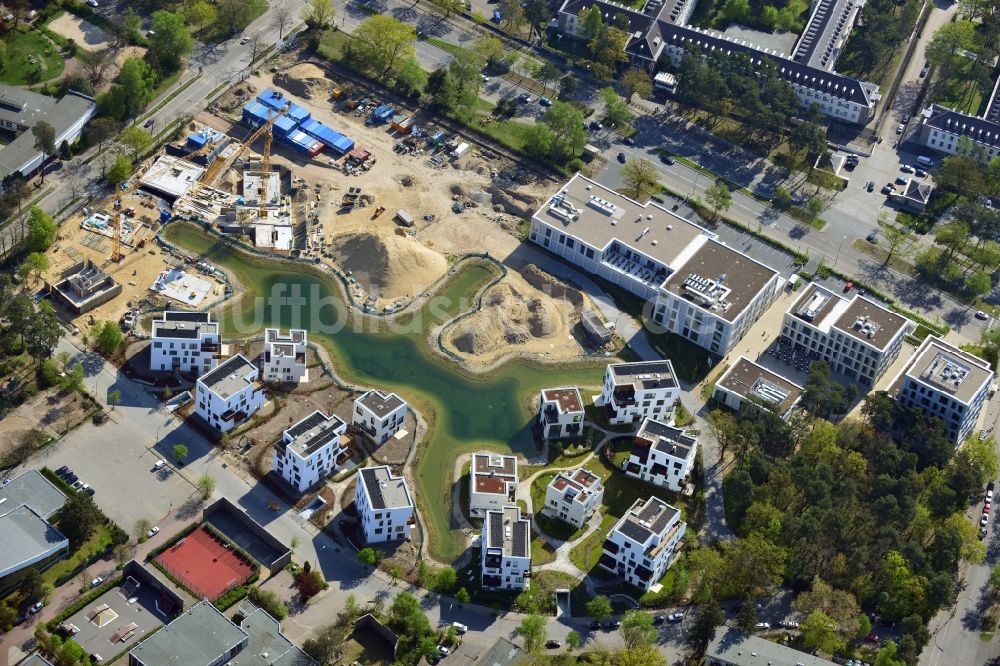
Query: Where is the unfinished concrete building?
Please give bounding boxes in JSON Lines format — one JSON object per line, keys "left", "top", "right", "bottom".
{"left": 47, "top": 260, "right": 122, "bottom": 315}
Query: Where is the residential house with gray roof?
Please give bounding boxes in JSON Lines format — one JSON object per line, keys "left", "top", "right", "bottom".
{"left": 354, "top": 466, "right": 414, "bottom": 543}
{"left": 481, "top": 505, "right": 531, "bottom": 591}
{"left": 599, "top": 496, "right": 685, "bottom": 590}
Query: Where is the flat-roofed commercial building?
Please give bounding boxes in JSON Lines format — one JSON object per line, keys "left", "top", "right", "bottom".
{"left": 624, "top": 418, "right": 697, "bottom": 492}
{"left": 599, "top": 496, "right": 685, "bottom": 591}
{"left": 530, "top": 175, "right": 781, "bottom": 356}
{"left": 355, "top": 466, "right": 415, "bottom": 543}
{"left": 707, "top": 627, "right": 839, "bottom": 665}
{"left": 481, "top": 505, "right": 531, "bottom": 591}
{"left": 470, "top": 452, "right": 518, "bottom": 517}
{"left": 541, "top": 468, "right": 604, "bottom": 528}
{"left": 889, "top": 336, "right": 994, "bottom": 443}
{"left": 273, "top": 411, "right": 349, "bottom": 493}
{"left": 0, "top": 87, "right": 96, "bottom": 180}
{"left": 712, "top": 356, "right": 804, "bottom": 420}
{"left": 781, "top": 283, "right": 913, "bottom": 387}
{"left": 195, "top": 354, "right": 266, "bottom": 433}
{"left": 262, "top": 328, "right": 307, "bottom": 384}
{"left": 352, "top": 390, "right": 408, "bottom": 445}
{"left": 538, "top": 387, "right": 585, "bottom": 440}
{"left": 150, "top": 311, "right": 220, "bottom": 373}
{"left": 598, "top": 360, "right": 679, "bottom": 425}
{"left": 0, "top": 470, "right": 69, "bottom": 594}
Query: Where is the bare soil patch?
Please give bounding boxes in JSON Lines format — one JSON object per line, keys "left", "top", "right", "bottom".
{"left": 48, "top": 13, "right": 112, "bottom": 51}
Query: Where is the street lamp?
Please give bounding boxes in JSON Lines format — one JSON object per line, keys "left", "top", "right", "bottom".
{"left": 833, "top": 235, "right": 847, "bottom": 269}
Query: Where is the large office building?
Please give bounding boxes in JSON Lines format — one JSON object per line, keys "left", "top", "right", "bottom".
{"left": 469, "top": 453, "right": 518, "bottom": 517}
{"left": 624, "top": 418, "right": 697, "bottom": 492}
{"left": 598, "top": 496, "right": 685, "bottom": 591}
{"left": 0, "top": 87, "right": 97, "bottom": 180}
{"left": 916, "top": 103, "right": 1000, "bottom": 160}
{"left": 272, "top": 410, "right": 350, "bottom": 493}
{"left": 538, "top": 386, "right": 585, "bottom": 440}
{"left": 149, "top": 311, "right": 220, "bottom": 374}
{"left": 889, "top": 336, "right": 994, "bottom": 444}
{"left": 354, "top": 466, "right": 415, "bottom": 543}
{"left": 481, "top": 505, "right": 531, "bottom": 591}
{"left": 597, "top": 360, "right": 680, "bottom": 425}
{"left": 781, "top": 283, "right": 913, "bottom": 387}
{"left": 530, "top": 175, "right": 781, "bottom": 357}
{"left": 195, "top": 354, "right": 266, "bottom": 433}
{"left": 712, "top": 356, "right": 804, "bottom": 420}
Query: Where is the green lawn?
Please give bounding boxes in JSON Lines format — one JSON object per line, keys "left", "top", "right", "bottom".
{"left": 532, "top": 537, "right": 557, "bottom": 565}
{"left": 0, "top": 28, "right": 64, "bottom": 84}
{"left": 318, "top": 29, "right": 351, "bottom": 61}
{"left": 530, "top": 472, "right": 592, "bottom": 542}
{"left": 43, "top": 524, "right": 114, "bottom": 587}
{"left": 569, "top": 514, "right": 618, "bottom": 573}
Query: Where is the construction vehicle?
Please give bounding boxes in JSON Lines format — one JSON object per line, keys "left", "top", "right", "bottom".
{"left": 341, "top": 186, "right": 362, "bottom": 208}
{"left": 371, "top": 206, "right": 385, "bottom": 220}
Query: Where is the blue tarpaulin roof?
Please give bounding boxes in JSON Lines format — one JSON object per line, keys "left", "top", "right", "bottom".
{"left": 187, "top": 133, "right": 208, "bottom": 147}
{"left": 373, "top": 104, "right": 394, "bottom": 120}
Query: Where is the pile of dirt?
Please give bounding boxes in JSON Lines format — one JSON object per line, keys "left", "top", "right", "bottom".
{"left": 447, "top": 279, "right": 561, "bottom": 355}
{"left": 488, "top": 185, "right": 540, "bottom": 218}
{"left": 275, "top": 63, "right": 334, "bottom": 100}
{"left": 328, "top": 232, "right": 447, "bottom": 300}
{"left": 521, "top": 264, "right": 584, "bottom": 308}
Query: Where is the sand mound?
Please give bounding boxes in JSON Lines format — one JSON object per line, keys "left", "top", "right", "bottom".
{"left": 521, "top": 264, "right": 584, "bottom": 308}
{"left": 446, "top": 279, "right": 563, "bottom": 356}
{"left": 275, "top": 63, "right": 333, "bottom": 100}
{"left": 329, "top": 232, "right": 447, "bottom": 300}
{"left": 287, "top": 63, "right": 326, "bottom": 79}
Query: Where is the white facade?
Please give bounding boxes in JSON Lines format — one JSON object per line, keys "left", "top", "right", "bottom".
{"left": 149, "top": 311, "right": 220, "bottom": 374}
{"left": 890, "top": 336, "right": 994, "bottom": 444}
{"left": 481, "top": 505, "right": 531, "bottom": 591}
{"left": 917, "top": 104, "right": 1000, "bottom": 160}
{"left": 781, "top": 283, "right": 913, "bottom": 387}
{"left": 262, "top": 328, "right": 308, "bottom": 384}
{"left": 195, "top": 354, "right": 266, "bottom": 433}
{"left": 599, "top": 497, "right": 685, "bottom": 591}
{"left": 539, "top": 387, "right": 585, "bottom": 440}
{"left": 712, "top": 356, "right": 804, "bottom": 420}
{"left": 598, "top": 361, "right": 680, "bottom": 425}
{"left": 624, "top": 418, "right": 697, "bottom": 492}
{"left": 542, "top": 468, "right": 604, "bottom": 529}
{"left": 355, "top": 466, "right": 414, "bottom": 543}
{"left": 352, "top": 390, "right": 408, "bottom": 445}
{"left": 470, "top": 453, "right": 518, "bottom": 517}
{"left": 272, "top": 411, "right": 349, "bottom": 493}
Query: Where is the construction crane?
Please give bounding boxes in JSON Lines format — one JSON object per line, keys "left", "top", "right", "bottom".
{"left": 259, "top": 119, "right": 272, "bottom": 218}
{"left": 196, "top": 102, "right": 292, "bottom": 192}
{"left": 110, "top": 181, "right": 124, "bottom": 263}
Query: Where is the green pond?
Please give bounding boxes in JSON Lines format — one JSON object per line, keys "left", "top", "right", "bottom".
{"left": 163, "top": 222, "right": 606, "bottom": 562}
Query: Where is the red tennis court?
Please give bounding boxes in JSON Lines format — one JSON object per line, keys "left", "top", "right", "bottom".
{"left": 154, "top": 526, "right": 254, "bottom": 600}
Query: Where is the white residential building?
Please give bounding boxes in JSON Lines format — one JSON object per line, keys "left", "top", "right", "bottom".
{"left": 195, "top": 354, "right": 266, "bottom": 433}
{"left": 712, "top": 357, "right": 804, "bottom": 421}
{"left": 262, "top": 328, "right": 307, "bottom": 384}
{"left": 481, "top": 505, "right": 531, "bottom": 591}
{"left": 352, "top": 390, "right": 408, "bottom": 445}
{"left": 272, "top": 411, "right": 349, "bottom": 493}
{"left": 917, "top": 103, "right": 1000, "bottom": 160}
{"left": 890, "top": 336, "right": 994, "bottom": 444}
{"left": 470, "top": 453, "right": 518, "bottom": 517}
{"left": 781, "top": 283, "right": 913, "bottom": 387}
{"left": 354, "top": 466, "right": 415, "bottom": 543}
{"left": 624, "top": 419, "right": 697, "bottom": 492}
{"left": 597, "top": 361, "right": 680, "bottom": 425}
{"left": 530, "top": 175, "right": 781, "bottom": 357}
{"left": 541, "top": 468, "right": 604, "bottom": 529}
{"left": 599, "top": 496, "right": 685, "bottom": 591}
{"left": 538, "top": 387, "right": 585, "bottom": 440}
{"left": 149, "top": 311, "right": 220, "bottom": 374}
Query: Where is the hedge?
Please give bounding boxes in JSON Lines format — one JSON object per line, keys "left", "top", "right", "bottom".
{"left": 213, "top": 572, "right": 261, "bottom": 611}
{"left": 47, "top": 575, "right": 124, "bottom": 631}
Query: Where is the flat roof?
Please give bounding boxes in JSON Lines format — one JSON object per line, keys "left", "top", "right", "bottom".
{"left": 661, "top": 240, "right": 779, "bottom": 322}
{"left": 129, "top": 601, "right": 247, "bottom": 666}
{"left": 635, "top": 418, "right": 696, "bottom": 461}
{"left": 265, "top": 328, "right": 305, "bottom": 345}
{"left": 474, "top": 637, "right": 522, "bottom": 666}
{"left": 360, "top": 466, "right": 413, "bottom": 510}
{"left": 281, "top": 410, "right": 346, "bottom": 459}
{"left": 356, "top": 390, "right": 406, "bottom": 419}
{"left": 485, "top": 505, "right": 529, "bottom": 558}
{"left": 613, "top": 496, "right": 679, "bottom": 545}
{"left": 788, "top": 283, "right": 910, "bottom": 350}
{"left": 473, "top": 452, "right": 517, "bottom": 477}
{"left": 608, "top": 361, "right": 677, "bottom": 390}
{"left": 541, "top": 387, "right": 584, "bottom": 414}
{"left": 0, "top": 469, "right": 67, "bottom": 519}
{"left": 715, "top": 357, "right": 803, "bottom": 415}
{"left": 0, "top": 505, "right": 67, "bottom": 577}
{"left": 152, "top": 311, "right": 217, "bottom": 339}
{"left": 897, "top": 336, "right": 994, "bottom": 405}
{"left": 139, "top": 156, "right": 206, "bottom": 199}
{"left": 18, "top": 655, "right": 55, "bottom": 666}
{"left": 707, "top": 627, "right": 838, "bottom": 666}
{"left": 238, "top": 608, "right": 318, "bottom": 666}
{"left": 198, "top": 354, "right": 258, "bottom": 398}
{"left": 550, "top": 468, "right": 602, "bottom": 504}
{"left": 792, "top": 0, "right": 857, "bottom": 69}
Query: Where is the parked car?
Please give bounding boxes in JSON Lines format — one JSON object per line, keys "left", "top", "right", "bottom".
{"left": 452, "top": 622, "right": 467, "bottom": 634}
{"left": 438, "top": 646, "right": 450, "bottom": 656}
{"left": 28, "top": 602, "right": 43, "bottom": 615}
{"left": 985, "top": 504, "right": 990, "bottom": 514}
{"left": 920, "top": 65, "right": 929, "bottom": 77}
{"left": 71, "top": 480, "right": 83, "bottom": 491}
{"left": 86, "top": 0, "right": 98, "bottom": 6}
{"left": 147, "top": 526, "right": 160, "bottom": 538}
{"left": 617, "top": 152, "right": 627, "bottom": 163}
{"left": 653, "top": 615, "right": 666, "bottom": 625}
{"left": 590, "top": 120, "right": 603, "bottom": 131}
{"left": 982, "top": 513, "right": 989, "bottom": 527}
{"left": 981, "top": 526, "right": 989, "bottom": 540}
{"left": 755, "top": 622, "right": 770, "bottom": 630}
{"left": 56, "top": 465, "right": 70, "bottom": 477}
{"left": 902, "top": 114, "right": 911, "bottom": 123}
{"left": 896, "top": 124, "right": 905, "bottom": 134}
{"left": 604, "top": 620, "right": 621, "bottom": 630}
{"left": 153, "top": 459, "right": 166, "bottom": 471}
{"left": 239, "top": 35, "right": 249, "bottom": 45}
{"left": 866, "top": 181, "right": 875, "bottom": 192}
{"left": 64, "top": 472, "right": 78, "bottom": 485}
{"left": 589, "top": 621, "right": 602, "bottom": 630}
{"left": 91, "top": 577, "right": 104, "bottom": 588}
{"left": 780, "top": 620, "right": 800, "bottom": 629}
{"left": 843, "top": 282, "right": 854, "bottom": 292}
{"left": 915, "top": 168, "right": 928, "bottom": 177}
{"left": 900, "top": 164, "right": 914, "bottom": 173}
{"left": 990, "top": 480, "right": 996, "bottom": 491}
{"left": 660, "top": 154, "right": 675, "bottom": 165}
{"left": 84, "top": 487, "right": 95, "bottom": 497}
{"left": 546, "top": 640, "right": 562, "bottom": 649}
{"left": 881, "top": 185, "right": 893, "bottom": 195}
{"left": 623, "top": 136, "right": 635, "bottom": 146}
{"left": 667, "top": 612, "right": 685, "bottom": 622}
{"left": 866, "top": 232, "right": 880, "bottom": 243}
{"left": 976, "top": 311, "right": 989, "bottom": 320}
{"left": 517, "top": 92, "right": 531, "bottom": 103}
{"left": 538, "top": 96, "right": 552, "bottom": 107}
{"left": 987, "top": 488, "right": 994, "bottom": 501}
{"left": 866, "top": 633, "right": 880, "bottom": 644}
{"left": 143, "top": 118, "right": 154, "bottom": 128}
{"left": 895, "top": 176, "right": 908, "bottom": 185}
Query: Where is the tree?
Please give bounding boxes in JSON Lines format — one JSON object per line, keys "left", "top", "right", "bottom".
{"left": 617, "top": 649, "right": 667, "bottom": 666}
{"left": 149, "top": 11, "right": 192, "bottom": 72}
{"left": 534, "top": 61, "right": 562, "bottom": 94}
{"left": 586, "top": 595, "right": 613, "bottom": 622}
{"left": 295, "top": 569, "right": 324, "bottom": 600}
{"left": 351, "top": 15, "right": 416, "bottom": 80}
{"left": 119, "top": 126, "right": 153, "bottom": 161}
{"left": 117, "top": 57, "right": 156, "bottom": 117}
{"left": 722, "top": 534, "right": 786, "bottom": 599}
{"left": 32, "top": 121, "right": 55, "bottom": 183}
{"left": 990, "top": 563, "right": 1000, "bottom": 595}
{"left": 22, "top": 251, "right": 48, "bottom": 284}
{"left": 134, "top": 517, "right": 151, "bottom": 540}
{"left": 184, "top": 1, "right": 218, "bottom": 31}
{"left": 95, "top": 320, "right": 124, "bottom": 355}
{"left": 541, "top": 102, "right": 586, "bottom": 161}
{"left": 580, "top": 5, "right": 604, "bottom": 42}
{"left": 273, "top": 1, "right": 294, "bottom": 40}
{"left": 172, "top": 443, "right": 188, "bottom": 463}
{"left": 302, "top": 624, "right": 340, "bottom": 664}
{"left": 600, "top": 86, "right": 633, "bottom": 127}
{"left": 86, "top": 116, "right": 119, "bottom": 153}
{"left": 26, "top": 206, "right": 56, "bottom": 252}
{"left": 880, "top": 224, "right": 915, "bottom": 269}
{"left": 806, "top": 196, "right": 825, "bottom": 222}
{"left": 396, "top": 59, "right": 428, "bottom": 97}
{"left": 358, "top": 547, "right": 378, "bottom": 566}
{"left": 621, "top": 69, "right": 653, "bottom": 99}
{"left": 216, "top": 0, "right": 252, "bottom": 36}
{"left": 966, "top": 271, "right": 992, "bottom": 296}
{"left": 59, "top": 140, "right": 71, "bottom": 160}
{"left": 472, "top": 35, "right": 505, "bottom": 65}
{"left": 107, "top": 154, "right": 132, "bottom": 185}
{"left": 705, "top": 181, "right": 732, "bottom": 220}
{"left": 874, "top": 641, "right": 907, "bottom": 666}
{"left": 792, "top": 578, "right": 860, "bottom": 631}
{"left": 436, "top": 566, "right": 457, "bottom": 591}
{"left": 56, "top": 493, "right": 102, "bottom": 547}
{"left": 197, "top": 475, "right": 216, "bottom": 500}
{"left": 248, "top": 587, "right": 289, "bottom": 619}
{"left": 620, "top": 610, "right": 656, "bottom": 649}
{"left": 687, "top": 600, "right": 725, "bottom": 654}
{"left": 14, "top": 567, "right": 46, "bottom": 604}
{"left": 558, "top": 75, "right": 578, "bottom": 100}
{"left": 24, "top": 303, "right": 61, "bottom": 363}
{"left": 79, "top": 49, "right": 114, "bottom": 91}
{"left": 521, "top": 123, "right": 554, "bottom": 159}
{"left": 516, "top": 613, "right": 547, "bottom": 653}
{"left": 621, "top": 158, "right": 660, "bottom": 201}
{"left": 800, "top": 610, "right": 846, "bottom": 655}
{"left": 736, "top": 603, "right": 758, "bottom": 633}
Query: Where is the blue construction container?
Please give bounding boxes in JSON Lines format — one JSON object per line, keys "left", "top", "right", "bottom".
{"left": 272, "top": 115, "right": 298, "bottom": 138}
{"left": 372, "top": 104, "right": 394, "bottom": 123}
{"left": 282, "top": 130, "right": 323, "bottom": 157}
{"left": 242, "top": 101, "right": 271, "bottom": 127}
{"left": 300, "top": 119, "right": 354, "bottom": 154}
{"left": 187, "top": 133, "right": 208, "bottom": 149}
{"left": 256, "top": 88, "right": 289, "bottom": 112}
{"left": 286, "top": 103, "right": 311, "bottom": 125}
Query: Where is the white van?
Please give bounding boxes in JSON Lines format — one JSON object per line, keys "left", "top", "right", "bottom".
{"left": 917, "top": 155, "right": 934, "bottom": 167}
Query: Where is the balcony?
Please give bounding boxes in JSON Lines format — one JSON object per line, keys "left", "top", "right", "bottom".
{"left": 201, "top": 342, "right": 221, "bottom": 356}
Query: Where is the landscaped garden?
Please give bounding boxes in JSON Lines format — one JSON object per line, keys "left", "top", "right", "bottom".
{"left": 0, "top": 28, "right": 64, "bottom": 84}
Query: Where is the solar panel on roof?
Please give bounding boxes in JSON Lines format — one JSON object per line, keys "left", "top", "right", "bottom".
{"left": 200, "top": 355, "right": 252, "bottom": 388}
{"left": 287, "top": 411, "right": 329, "bottom": 438}
{"left": 361, "top": 468, "right": 386, "bottom": 509}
